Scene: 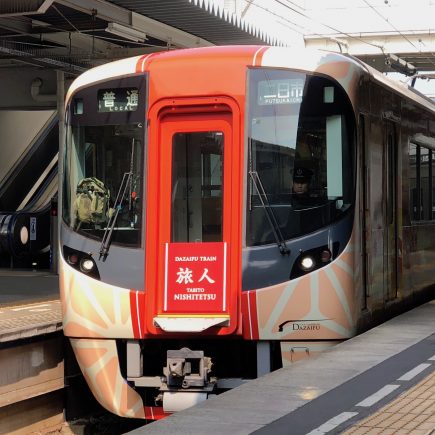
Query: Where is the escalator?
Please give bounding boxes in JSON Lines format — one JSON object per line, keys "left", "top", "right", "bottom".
{"left": 0, "top": 111, "right": 59, "bottom": 269}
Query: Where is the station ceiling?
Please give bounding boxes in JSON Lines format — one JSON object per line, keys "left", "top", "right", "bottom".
{"left": 1, "top": 1, "right": 434, "bottom": 81}
{"left": 0, "top": 0, "right": 273, "bottom": 76}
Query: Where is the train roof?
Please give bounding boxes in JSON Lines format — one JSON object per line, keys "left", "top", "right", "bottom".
{"left": 353, "top": 55, "right": 435, "bottom": 114}
{"left": 260, "top": 46, "right": 435, "bottom": 115}
{"left": 66, "top": 46, "right": 435, "bottom": 115}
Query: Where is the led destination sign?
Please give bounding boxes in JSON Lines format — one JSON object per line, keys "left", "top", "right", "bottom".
{"left": 98, "top": 87, "right": 139, "bottom": 112}
{"left": 258, "top": 79, "right": 304, "bottom": 105}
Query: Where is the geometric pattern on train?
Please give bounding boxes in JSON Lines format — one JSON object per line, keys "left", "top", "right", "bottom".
{"left": 70, "top": 338, "right": 145, "bottom": 418}
{"left": 256, "top": 238, "right": 356, "bottom": 340}
{"left": 60, "top": 258, "right": 134, "bottom": 338}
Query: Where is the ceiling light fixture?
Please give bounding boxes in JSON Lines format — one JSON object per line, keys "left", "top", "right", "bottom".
{"left": 105, "top": 22, "right": 146, "bottom": 43}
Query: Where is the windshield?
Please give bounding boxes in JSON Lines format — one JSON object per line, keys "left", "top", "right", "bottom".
{"left": 63, "top": 77, "right": 145, "bottom": 247}
{"left": 247, "top": 69, "right": 354, "bottom": 246}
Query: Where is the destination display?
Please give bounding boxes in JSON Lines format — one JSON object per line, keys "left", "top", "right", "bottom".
{"left": 258, "top": 78, "right": 304, "bottom": 105}
{"left": 98, "top": 87, "right": 139, "bottom": 112}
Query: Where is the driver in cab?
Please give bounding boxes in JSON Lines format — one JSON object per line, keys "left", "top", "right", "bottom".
{"left": 291, "top": 166, "right": 323, "bottom": 210}
{"left": 292, "top": 167, "right": 313, "bottom": 196}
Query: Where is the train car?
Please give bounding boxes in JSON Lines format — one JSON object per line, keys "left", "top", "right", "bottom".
{"left": 60, "top": 46, "right": 435, "bottom": 419}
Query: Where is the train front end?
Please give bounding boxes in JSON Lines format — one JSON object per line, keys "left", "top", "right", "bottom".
{"left": 60, "top": 46, "right": 361, "bottom": 419}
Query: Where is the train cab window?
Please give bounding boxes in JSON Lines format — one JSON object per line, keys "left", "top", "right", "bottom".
{"left": 246, "top": 69, "right": 354, "bottom": 246}
{"left": 64, "top": 123, "right": 144, "bottom": 245}
{"left": 63, "top": 77, "right": 146, "bottom": 247}
{"left": 171, "top": 131, "right": 223, "bottom": 242}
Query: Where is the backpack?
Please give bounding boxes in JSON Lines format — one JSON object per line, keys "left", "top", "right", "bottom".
{"left": 75, "top": 177, "right": 110, "bottom": 224}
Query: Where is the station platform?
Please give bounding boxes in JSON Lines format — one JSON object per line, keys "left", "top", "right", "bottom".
{"left": 131, "top": 299, "right": 435, "bottom": 435}
{"left": 0, "top": 270, "right": 61, "bottom": 342}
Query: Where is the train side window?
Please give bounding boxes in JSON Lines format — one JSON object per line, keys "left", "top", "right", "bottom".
{"left": 409, "top": 143, "right": 419, "bottom": 221}
{"left": 420, "top": 147, "right": 430, "bottom": 220}
{"left": 410, "top": 143, "right": 434, "bottom": 222}
{"left": 387, "top": 131, "right": 397, "bottom": 225}
{"left": 432, "top": 150, "right": 435, "bottom": 220}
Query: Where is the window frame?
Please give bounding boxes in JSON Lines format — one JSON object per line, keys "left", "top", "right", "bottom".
{"left": 245, "top": 67, "right": 357, "bottom": 246}
{"left": 63, "top": 74, "right": 147, "bottom": 248}
{"left": 409, "top": 141, "right": 435, "bottom": 223}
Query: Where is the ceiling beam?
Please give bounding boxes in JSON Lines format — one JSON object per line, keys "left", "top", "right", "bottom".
{"left": 0, "top": 44, "right": 86, "bottom": 72}
{"left": 305, "top": 31, "right": 435, "bottom": 72}
{"left": 57, "top": 0, "right": 214, "bottom": 48}
{"left": 305, "top": 31, "right": 435, "bottom": 56}
{"left": 0, "top": 16, "right": 121, "bottom": 58}
{"left": 0, "top": 0, "right": 54, "bottom": 17}
{"left": 0, "top": 17, "right": 33, "bottom": 34}
{"left": 39, "top": 30, "right": 122, "bottom": 54}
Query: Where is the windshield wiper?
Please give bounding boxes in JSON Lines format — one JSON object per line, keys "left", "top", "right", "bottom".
{"left": 249, "top": 170, "right": 290, "bottom": 256}
{"left": 99, "top": 171, "right": 132, "bottom": 260}
{"left": 248, "top": 138, "right": 289, "bottom": 256}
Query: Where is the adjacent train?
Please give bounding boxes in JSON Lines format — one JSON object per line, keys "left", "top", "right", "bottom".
{"left": 60, "top": 46, "right": 435, "bottom": 419}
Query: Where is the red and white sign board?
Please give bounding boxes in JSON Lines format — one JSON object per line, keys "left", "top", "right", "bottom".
{"left": 164, "top": 242, "right": 227, "bottom": 314}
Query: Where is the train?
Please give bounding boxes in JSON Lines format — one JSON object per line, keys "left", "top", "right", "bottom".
{"left": 60, "top": 46, "right": 435, "bottom": 419}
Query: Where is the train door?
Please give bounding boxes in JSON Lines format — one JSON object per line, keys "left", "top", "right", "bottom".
{"left": 145, "top": 99, "right": 242, "bottom": 335}
{"left": 384, "top": 120, "right": 399, "bottom": 301}
{"left": 359, "top": 114, "right": 370, "bottom": 308}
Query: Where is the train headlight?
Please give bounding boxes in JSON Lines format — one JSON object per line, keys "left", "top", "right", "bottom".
{"left": 80, "top": 258, "right": 95, "bottom": 273}
{"left": 63, "top": 246, "right": 101, "bottom": 280}
{"left": 300, "top": 256, "right": 315, "bottom": 272}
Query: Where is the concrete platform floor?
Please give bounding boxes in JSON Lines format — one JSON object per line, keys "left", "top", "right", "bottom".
{"left": 0, "top": 300, "right": 62, "bottom": 342}
{"left": 0, "top": 269, "right": 61, "bottom": 341}
{"left": 130, "top": 300, "right": 435, "bottom": 435}
{"left": 0, "top": 269, "right": 59, "bottom": 307}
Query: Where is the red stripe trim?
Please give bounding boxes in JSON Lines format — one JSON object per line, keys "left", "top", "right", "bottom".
{"left": 252, "top": 46, "right": 267, "bottom": 66}
{"left": 129, "top": 290, "right": 140, "bottom": 338}
{"left": 130, "top": 290, "right": 145, "bottom": 338}
{"left": 144, "top": 406, "right": 168, "bottom": 420}
{"left": 249, "top": 291, "right": 259, "bottom": 339}
{"left": 241, "top": 291, "right": 259, "bottom": 340}
{"left": 135, "top": 55, "right": 147, "bottom": 73}
{"left": 241, "top": 292, "right": 250, "bottom": 339}
{"left": 135, "top": 53, "right": 156, "bottom": 73}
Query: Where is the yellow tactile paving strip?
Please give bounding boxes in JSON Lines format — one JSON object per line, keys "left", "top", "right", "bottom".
{"left": 344, "top": 370, "right": 435, "bottom": 435}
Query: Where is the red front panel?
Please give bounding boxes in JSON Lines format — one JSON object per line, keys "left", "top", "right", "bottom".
{"left": 144, "top": 98, "right": 242, "bottom": 336}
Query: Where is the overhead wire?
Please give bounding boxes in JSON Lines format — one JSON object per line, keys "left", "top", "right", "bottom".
{"left": 277, "top": 0, "right": 435, "bottom": 70}
{"left": 361, "top": 0, "right": 418, "bottom": 50}
{"left": 248, "top": 0, "right": 379, "bottom": 51}
{"left": 361, "top": 0, "right": 435, "bottom": 69}
{"left": 3, "top": 1, "right": 435, "bottom": 71}
{"left": 274, "top": 0, "right": 384, "bottom": 51}
{"left": 245, "top": 1, "right": 307, "bottom": 36}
